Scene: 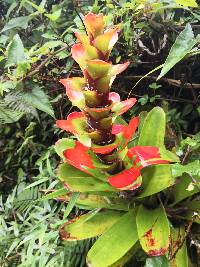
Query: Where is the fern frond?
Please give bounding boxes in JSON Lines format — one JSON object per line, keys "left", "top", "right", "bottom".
{"left": 5, "top": 91, "right": 38, "bottom": 118}
{"left": 0, "top": 101, "right": 24, "bottom": 124}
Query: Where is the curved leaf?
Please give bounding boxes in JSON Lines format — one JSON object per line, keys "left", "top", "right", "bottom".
{"left": 138, "top": 107, "right": 178, "bottom": 162}
{"left": 58, "top": 163, "right": 117, "bottom": 192}
{"left": 138, "top": 165, "right": 174, "bottom": 198}
{"left": 138, "top": 107, "right": 166, "bottom": 147}
{"left": 6, "top": 34, "right": 26, "bottom": 67}
{"left": 158, "top": 24, "right": 199, "bottom": 79}
{"left": 58, "top": 192, "right": 129, "bottom": 211}
{"left": 60, "top": 210, "right": 123, "bottom": 241}
{"left": 87, "top": 210, "right": 138, "bottom": 267}
{"left": 171, "top": 173, "right": 199, "bottom": 205}
{"left": 136, "top": 205, "right": 170, "bottom": 256}
{"left": 1, "top": 16, "right": 31, "bottom": 32}
{"left": 22, "top": 86, "right": 54, "bottom": 117}
{"left": 174, "top": 0, "right": 198, "bottom": 7}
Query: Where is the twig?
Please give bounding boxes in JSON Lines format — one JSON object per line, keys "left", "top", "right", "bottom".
{"left": 119, "top": 90, "right": 195, "bottom": 104}
{"left": 182, "top": 145, "right": 191, "bottom": 164}
{"left": 169, "top": 216, "right": 197, "bottom": 261}
{"left": 74, "top": 8, "right": 87, "bottom": 33}
{"left": 188, "top": 174, "right": 200, "bottom": 191}
{"left": 123, "top": 75, "right": 200, "bottom": 90}
{"left": 24, "top": 45, "right": 70, "bottom": 79}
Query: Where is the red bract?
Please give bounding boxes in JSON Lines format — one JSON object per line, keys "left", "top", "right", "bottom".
{"left": 64, "top": 141, "right": 95, "bottom": 173}
{"left": 128, "top": 146, "right": 170, "bottom": 167}
{"left": 108, "top": 166, "right": 142, "bottom": 190}
{"left": 112, "top": 117, "right": 139, "bottom": 147}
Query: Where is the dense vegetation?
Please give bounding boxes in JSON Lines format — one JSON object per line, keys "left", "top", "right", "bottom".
{"left": 0, "top": 0, "right": 200, "bottom": 266}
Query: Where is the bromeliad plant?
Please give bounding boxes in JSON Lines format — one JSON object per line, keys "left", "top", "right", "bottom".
{"left": 55, "top": 13, "right": 199, "bottom": 267}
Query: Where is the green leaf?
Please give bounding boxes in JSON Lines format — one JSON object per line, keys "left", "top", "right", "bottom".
{"left": 1, "top": 16, "right": 32, "bottom": 32}
{"left": 87, "top": 210, "right": 138, "bottom": 267}
{"left": 136, "top": 205, "right": 170, "bottom": 256}
{"left": 45, "top": 9, "right": 62, "bottom": 21}
{"left": 145, "top": 256, "right": 169, "bottom": 267}
{"left": 63, "top": 192, "right": 79, "bottom": 219}
{"left": 25, "top": 0, "right": 46, "bottom": 13}
{"left": 138, "top": 107, "right": 179, "bottom": 162}
{"left": 24, "top": 177, "right": 49, "bottom": 189}
{"left": 6, "top": 34, "right": 26, "bottom": 67}
{"left": 158, "top": 24, "right": 199, "bottom": 79}
{"left": 174, "top": 0, "right": 198, "bottom": 7}
{"left": 60, "top": 192, "right": 129, "bottom": 211}
{"left": 138, "top": 107, "right": 165, "bottom": 147}
{"left": 0, "top": 102, "right": 24, "bottom": 124}
{"left": 138, "top": 165, "right": 174, "bottom": 198}
{"left": 58, "top": 163, "right": 117, "bottom": 192}
{"left": 182, "top": 200, "right": 200, "bottom": 223}
{"left": 39, "top": 188, "right": 69, "bottom": 201}
{"left": 170, "top": 227, "right": 188, "bottom": 267}
{"left": 60, "top": 210, "right": 123, "bottom": 241}
{"left": 171, "top": 173, "right": 199, "bottom": 205}
{"left": 172, "top": 160, "right": 200, "bottom": 178}
{"left": 22, "top": 86, "right": 54, "bottom": 117}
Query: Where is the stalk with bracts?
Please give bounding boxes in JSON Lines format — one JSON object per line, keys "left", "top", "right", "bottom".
{"left": 55, "top": 12, "right": 198, "bottom": 267}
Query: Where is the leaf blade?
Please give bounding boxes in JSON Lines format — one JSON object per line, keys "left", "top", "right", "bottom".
{"left": 158, "top": 24, "right": 198, "bottom": 79}
{"left": 87, "top": 210, "right": 138, "bottom": 267}
{"left": 136, "top": 205, "right": 170, "bottom": 256}
{"left": 60, "top": 210, "right": 123, "bottom": 241}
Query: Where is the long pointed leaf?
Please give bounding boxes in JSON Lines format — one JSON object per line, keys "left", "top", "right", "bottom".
{"left": 138, "top": 165, "right": 174, "bottom": 198}
{"left": 158, "top": 24, "right": 199, "bottom": 79}
{"left": 60, "top": 210, "right": 123, "bottom": 241}
{"left": 58, "top": 193, "right": 129, "bottom": 211}
{"left": 87, "top": 210, "right": 138, "bottom": 267}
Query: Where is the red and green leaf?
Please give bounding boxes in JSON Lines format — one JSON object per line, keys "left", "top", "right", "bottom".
{"left": 127, "top": 146, "right": 170, "bottom": 167}
{"left": 109, "top": 92, "right": 137, "bottom": 116}
{"left": 56, "top": 112, "right": 91, "bottom": 147}
{"left": 63, "top": 141, "right": 95, "bottom": 173}
{"left": 108, "top": 166, "right": 142, "bottom": 190}
{"left": 91, "top": 138, "right": 119, "bottom": 154}
{"left": 83, "top": 12, "right": 104, "bottom": 39}
{"left": 86, "top": 59, "right": 111, "bottom": 79}
{"left": 93, "top": 27, "right": 119, "bottom": 56}
{"left": 75, "top": 32, "right": 90, "bottom": 45}
{"left": 136, "top": 205, "right": 170, "bottom": 256}
{"left": 63, "top": 140, "right": 111, "bottom": 179}
{"left": 60, "top": 210, "right": 123, "bottom": 241}
{"left": 57, "top": 163, "right": 117, "bottom": 192}
{"left": 112, "top": 117, "right": 139, "bottom": 148}
{"left": 71, "top": 43, "right": 99, "bottom": 70}
{"left": 59, "top": 77, "right": 85, "bottom": 109}
{"left": 109, "top": 61, "right": 130, "bottom": 77}
{"left": 54, "top": 138, "right": 75, "bottom": 159}
{"left": 112, "top": 98, "right": 137, "bottom": 116}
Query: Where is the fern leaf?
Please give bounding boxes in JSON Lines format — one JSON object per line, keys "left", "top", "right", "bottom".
{"left": 5, "top": 91, "right": 38, "bottom": 118}
{"left": 0, "top": 101, "right": 24, "bottom": 124}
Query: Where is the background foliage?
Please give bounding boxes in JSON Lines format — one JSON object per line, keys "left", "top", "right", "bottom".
{"left": 0, "top": 0, "right": 200, "bottom": 266}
